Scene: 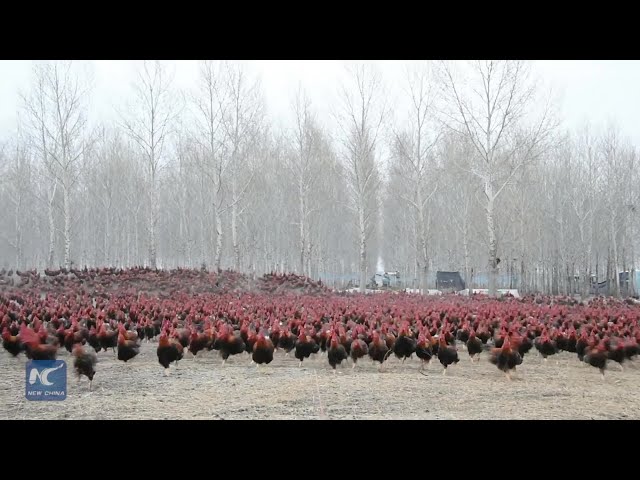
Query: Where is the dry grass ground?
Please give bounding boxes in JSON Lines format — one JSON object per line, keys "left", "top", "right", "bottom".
{"left": 1, "top": 342, "right": 638, "bottom": 419}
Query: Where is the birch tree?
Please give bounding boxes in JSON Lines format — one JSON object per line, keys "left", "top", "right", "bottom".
{"left": 390, "top": 63, "right": 441, "bottom": 293}
{"left": 336, "top": 63, "right": 387, "bottom": 292}
{"left": 121, "top": 60, "right": 179, "bottom": 269}
{"left": 21, "top": 61, "right": 91, "bottom": 269}
{"left": 439, "top": 60, "right": 555, "bottom": 296}
{"left": 287, "top": 87, "right": 330, "bottom": 276}
{"left": 193, "top": 60, "right": 229, "bottom": 271}
{"left": 216, "top": 62, "right": 264, "bottom": 271}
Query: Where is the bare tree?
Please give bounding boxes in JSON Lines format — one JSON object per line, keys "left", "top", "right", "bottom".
{"left": 21, "top": 61, "right": 91, "bottom": 269}
{"left": 390, "top": 63, "right": 441, "bottom": 294}
{"left": 121, "top": 60, "right": 180, "bottom": 269}
{"left": 438, "top": 60, "right": 555, "bottom": 296}
{"left": 336, "top": 63, "right": 387, "bottom": 292}
{"left": 193, "top": 60, "right": 228, "bottom": 271}
{"left": 287, "top": 87, "right": 330, "bottom": 276}
{"left": 216, "top": 62, "right": 264, "bottom": 271}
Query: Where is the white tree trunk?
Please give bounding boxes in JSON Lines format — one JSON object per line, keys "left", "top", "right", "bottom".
{"left": 215, "top": 209, "right": 223, "bottom": 271}
{"left": 486, "top": 188, "right": 498, "bottom": 297}
{"left": 418, "top": 207, "right": 429, "bottom": 294}
{"left": 611, "top": 214, "right": 620, "bottom": 297}
{"left": 63, "top": 182, "right": 72, "bottom": 269}
{"left": 299, "top": 183, "right": 306, "bottom": 275}
{"left": 47, "top": 182, "right": 57, "bottom": 268}
{"left": 359, "top": 205, "right": 367, "bottom": 292}
{"left": 231, "top": 187, "right": 240, "bottom": 271}
{"left": 148, "top": 181, "right": 158, "bottom": 269}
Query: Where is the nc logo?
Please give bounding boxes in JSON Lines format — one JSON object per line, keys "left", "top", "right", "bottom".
{"left": 25, "top": 360, "right": 67, "bottom": 401}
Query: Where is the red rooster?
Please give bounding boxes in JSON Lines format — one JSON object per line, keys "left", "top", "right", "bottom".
{"left": 368, "top": 331, "right": 389, "bottom": 372}
{"left": 294, "top": 329, "right": 319, "bottom": 367}
{"left": 2, "top": 328, "right": 22, "bottom": 357}
{"left": 349, "top": 337, "right": 368, "bottom": 369}
{"left": 157, "top": 331, "right": 184, "bottom": 375}
{"left": 489, "top": 336, "right": 522, "bottom": 381}
{"left": 436, "top": 334, "right": 459, "bottom": 375}
{"left": 252, "top": 332, "right": 274, "bottom": 369}
{"left": 327, "top": 333, "right": 348, "bottom": 373}
{"left": 73, "top": 344, "right": 98, "bottom": 391}
{"left": 20, "top": 324, "right": 58, "bottom": 360}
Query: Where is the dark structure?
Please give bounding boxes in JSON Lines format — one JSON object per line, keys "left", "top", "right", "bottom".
{"left": 436, "top": 271, "right": 466, "bottom": 292}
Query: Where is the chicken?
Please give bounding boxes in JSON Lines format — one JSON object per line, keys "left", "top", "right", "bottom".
{"left": 294, "top": 329, "right": 319, "bottom": 366}
{"left": 606, "top": 339, "right": 626, "bottom": 371}
{"left": 436, "top": 335, "right": 459, "bottom": 375}
{"left": 350, "top": 338, "right": 369, "bottom": 368}
{"left": 157, "top": 332, "right": 184, "bottom": 375}
{"left": 144, "top": 322, "right": 156, "bottom": 342}
{"left": 117, "top": 333, "right": 140, "bottom": 363}
{"left": 583, "top": 340, "right": 608, "bottom": 380}
{"left": 87, "top": 326, "right": 101, "bottom": 353}
{"left": 415, "top": 334, "right": 433, "bottom": 370}
{"left": 72, "top": 344, "right": 97, "bottom": 391}
{"left": 327, "top": 333, "right": 348, "bottom": 373}
{"left": 576, "top": 331, "right": 589, "bottom": 362}
{"left": 2, "top": 328, "right": 22, "bottom": 357}
{"left": 514, "top": 333, "right": 533, "bottom": 358}
{"left": 19, "top": 324, "right": 58, "bottom": 360}
{"left": 368, "top": 331, "right": 389, "bottom": 372}
{"left": 174, "top": 328, "right": 190, "bottom": 350}
{"left": 277, "top": 328, "right": 296, "bottom": 356}
{"left": 623, "top": 338, "right": 638, "bottom": 361}
{"left": 466, "top": 330, "right": 483, "bottom": 363}
{"left": 489, "top": 336, "right": 522, "bottom": 381}
{"left": 64, "top": 328, "right": 86, "bottom": 353}
{"left": 215, "top": 324, "right": 246, "bottom": 365}
{"left": 187, "top": 329, "right": 210, "bottom": 359}
{"left": 534, "top": 331, "right": 557, "bottom": 361}
{"left": 393, "top": 324, "right": 416, "bottom": 363}
{"left": 252, "top": 332, "right": 274, "bottom": 368}
{"left": 97, "top": 324, "right": 117, "bottom": 354}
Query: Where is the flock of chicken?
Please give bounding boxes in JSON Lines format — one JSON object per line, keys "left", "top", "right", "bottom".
{"left": 1, "top": 268, "right": 639, "bottom": 391}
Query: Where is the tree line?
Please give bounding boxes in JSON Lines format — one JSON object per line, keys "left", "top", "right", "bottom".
{"left": 0, "top": 60, "right": 637, "bottom": 297}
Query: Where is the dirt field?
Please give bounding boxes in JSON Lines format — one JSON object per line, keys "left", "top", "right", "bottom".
{"left": 1, "top": 343, "right": 638, "bottom": 420}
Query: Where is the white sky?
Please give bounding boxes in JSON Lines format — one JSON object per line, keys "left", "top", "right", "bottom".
{"left": 1, "top": 60, "right": 639, "bottom": 146}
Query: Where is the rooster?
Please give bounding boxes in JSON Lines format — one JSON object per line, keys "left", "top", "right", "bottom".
{"left": 20, "top": 324, "right": 58, "bottom": 360}
{"left": 534, "top": 331, "right": 557, "bottom": 362}
{"left": 368, "top": 331, "right": 389, "bottom": 372}
{"left": 393, "top": 323, "right": 416, "bottom": 363}
{"left": 157, "top": 331, "right": 184, "bottom": 375}
{"left": 2, "top": 328, "right": 22, "bottom": 357}
{"left": 576, "top": 331, "right": 589, "bottom": 362}
{"left": 466, "top": 330, "right": 483, "bottom": 363}
{"left": 277, "top": 328, "right": 297, "bottom": 356}
{"left": 215, "top": 324, "right": 246, "bottom": 365}
{"left": 606, "top": 340, "right": 626, "bottom": 372}
{"left": 327, "top": 333, "right": 348, "bottom": 373}
{"left": 73, "top": 344, "right": 97, "bottom": 391}
{"left": 294, "top": 329, "right": 319, "bottom": 366}
{"left": 436, "top": 335, "right": 459, "bottom": 375}
{"left": 252, "top": 332, "right": 274, "bottom": 368}
{"left": 489, "top": 336, "right": 522, "bottom": 381}
{"left": 188, "top": 329, "right": 210, "bottom": 359}
{"left": 87, "top": 326, "right": 101, "bottom": 353}
{"left": 349, "top": 337, "right": 368, "bottom": 369}
{"left": 117, "top": 332, "right": 140, "bottom": 363}
{"left": 584, "top": 340, "right": 608, "bottom": 380}
{"left": 97, "top": 324, "right": 117, "bottom": 354}
{"left": 415, "top": 334, "right": 433, "bottom": 370}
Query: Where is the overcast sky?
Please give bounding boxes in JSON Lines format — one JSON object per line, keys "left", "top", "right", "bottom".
{"left": 1, "top": 60, "right": 639, "bottom": 146}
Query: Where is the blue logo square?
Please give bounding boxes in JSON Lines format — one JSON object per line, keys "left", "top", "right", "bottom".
{"left": 25, "top": 360, "right": 67, "bottom": 401}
